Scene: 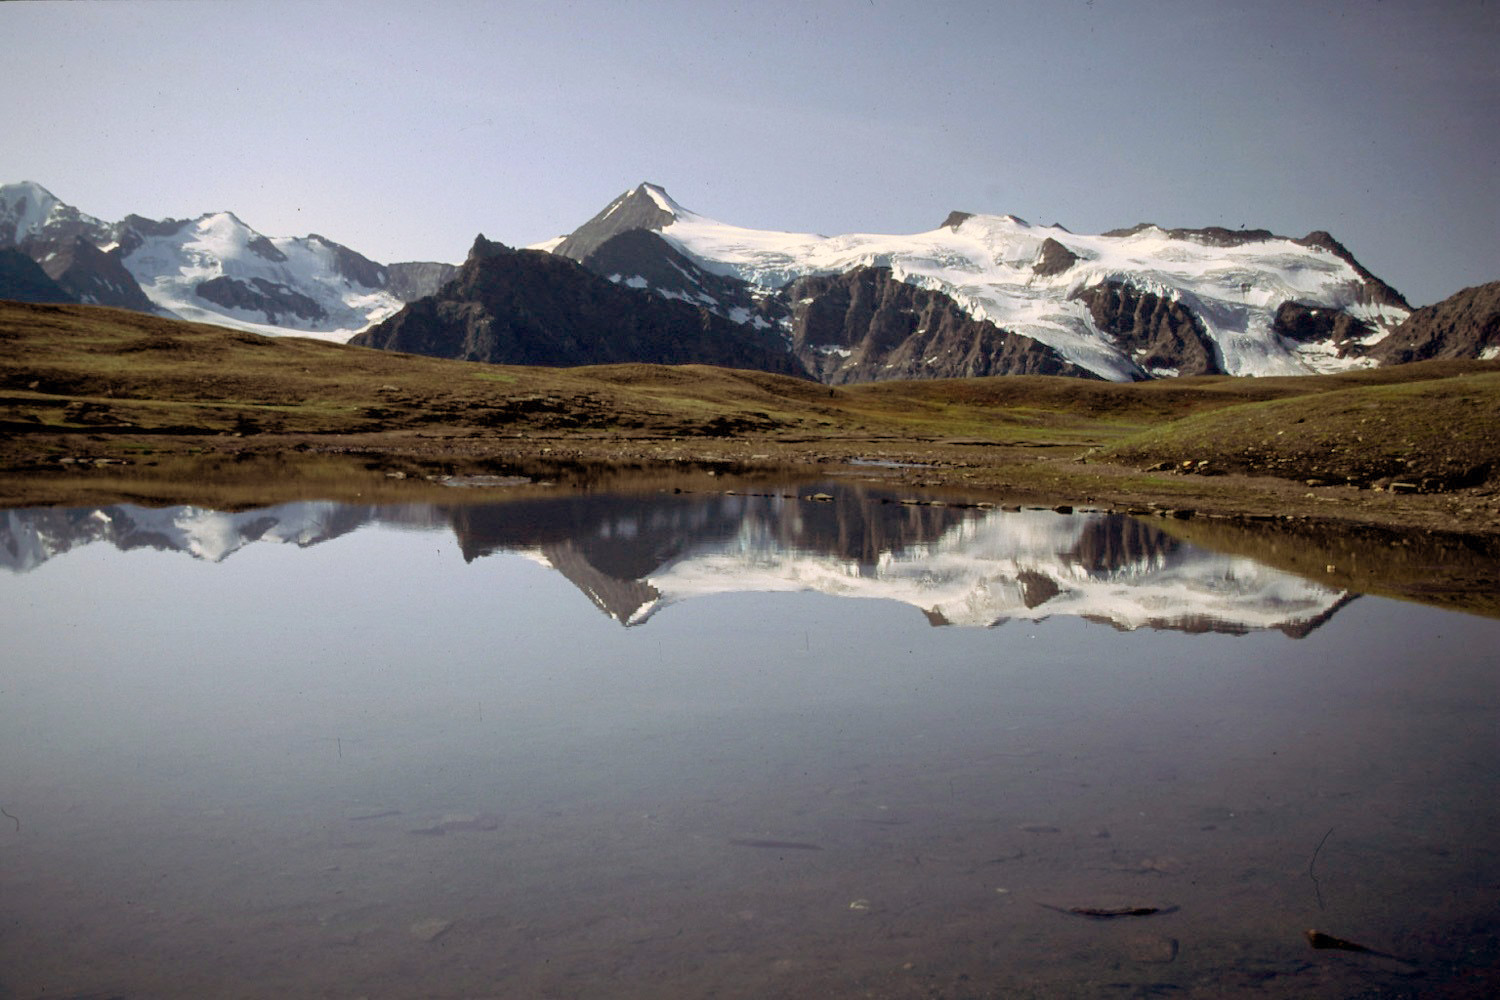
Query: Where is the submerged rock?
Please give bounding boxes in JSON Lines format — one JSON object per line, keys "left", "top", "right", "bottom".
{"left": 410, "top": 917, "right": 452, "bottom": 942}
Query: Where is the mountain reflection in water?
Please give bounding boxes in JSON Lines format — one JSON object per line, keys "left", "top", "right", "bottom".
{"left": 1, "top": 485, "right": 1348, "bottom": 636}
{"left": 3, "top": 480, "right": 1497, "bottom": 1000}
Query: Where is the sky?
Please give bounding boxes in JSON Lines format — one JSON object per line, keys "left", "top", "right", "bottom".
{"left": 6, "top": 0, "right": 1496, "bottom": 306}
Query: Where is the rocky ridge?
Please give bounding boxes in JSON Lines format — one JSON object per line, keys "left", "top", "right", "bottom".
{"left": 350, "top": 236, "right": 805, "bottom": 376}
{"left": 1369, "top": 281, "right": 1500, "bottom": 364}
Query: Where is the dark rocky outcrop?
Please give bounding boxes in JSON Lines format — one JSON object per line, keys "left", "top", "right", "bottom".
{"left": 115, "top": 214, "right": 192, "bottom": 258}
{"left": 1074, "top": 281, "right": 1222, "bottom": 376}
{"left": 0, "top": 248, "right": 77, "bottom": 303}
{"left": 246, "top": 234, "right": 288, "bottom": 263}
{"left": 195, "top": 275, "right": 328, "bottom": 324}
{"left": 781, "top": 266, "right": 1096, "bottom": 383}
{"left": 579, "top": 229, "right": 783, "bottom": 329}
{"left": 386, "top": 261, "right": 460, "bottom": 301}
{"left": 351, "top": 236, "right": 808, "bottom": 376}
{"left": 1100, "top": 222, "right": 1277, "bottom": 247}
{"left": 1369, "top": 280, "right": 1500, "bottom": 364}
{"left": 308, "top": 234, "right": 387, "bottom": 289}
{"left": 1033, "top": 237, "right": 1079, "bottom": 277}
{"left": 940, "top": 211, "right": 973, "bottom": 230}
{"left": 30, "top": 236, "right": 158, "bottom": 313}
{"left": 1272, "top": 301, "right": 1371, "bottom": 356}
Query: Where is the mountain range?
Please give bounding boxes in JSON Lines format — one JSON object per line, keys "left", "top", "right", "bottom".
{"left": 0, "top": 181, "right": 456, "bottom": 339}
{"left": 361, "top": 184, "right": 1496, "bottom": 382}
{"left": 4, "top": 180, "right": 1496, "bottom": 381}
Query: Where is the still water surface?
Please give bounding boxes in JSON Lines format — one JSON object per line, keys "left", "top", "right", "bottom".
{"left": 1, "top": 484, "right": 1496, "bottom": 998}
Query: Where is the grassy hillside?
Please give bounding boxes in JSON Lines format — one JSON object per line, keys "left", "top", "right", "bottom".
{"left": 1100, "top": 371, "right": 1500, "bottom": 491}
{"left": 1, "top": 300, "right": 1497, "bottom": 539}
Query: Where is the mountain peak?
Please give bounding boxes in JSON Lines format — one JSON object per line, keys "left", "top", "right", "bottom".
{"left": 632, "top": 182, "right": 688, "bottom": 217}
{"left": 1, "top": 180, "right": 82, "bottom": 247}
{"left": 551, "top": 183, "right": 686, "bottom": 263}
{"left": 940, "top": 209, "right": 1029, "bottom": 230}
{"left": 2, "top": 180, "right": 61, "bottom": 203}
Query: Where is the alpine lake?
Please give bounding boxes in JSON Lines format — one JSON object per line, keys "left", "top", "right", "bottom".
{"left": 1, "top": 471, "right": 1496, "bottom": 1000}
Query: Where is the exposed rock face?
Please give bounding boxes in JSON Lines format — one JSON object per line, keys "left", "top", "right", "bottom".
{"left": 246, "top": 234, "right": 288, "bottom": 263}
{"left": 32, "top": 236, "right": 160, "bottom": 312}
{"left": 1101, "top": 223, "right": 1278, "bottom": 247}
{"left": 783, "top": 266, "right": 1096, "bottom": 383}
{"left": 0, "top": 188, "right": 159, "bottom": 312}
{"left": 1272, "top": 301, "right": 1371, "bottom": 356}
{"left": 1369, "top": 280, "right": 1500, "bottom": 363}
{"left": 351, "top": 236, "right": 808, "bottom": 376}
{"left": 1295, "top": 230, "right": 1410, "bottom": 310}
{"left": 580, "top": 229, "right": 779, "bottom": 329}
{"left": 309, "top": 234, "right": 387, "bottom": 289}
{"left": 114, "top": 214, "right": 191, "bottom": 258}
{"left": 1074, "top": 282, "right": 1221, "bottom": 376}
{"left": 0, "top": 248, "right": 76, "bottom": 303}
{"left": 195, "top": 275, "right": 328, "bottom": 324}
{"left": 386, "top": 261, "right": 460, "bottom": 301}
{"left": 1033, "top": 236, "right": 1079, "bottom": 277}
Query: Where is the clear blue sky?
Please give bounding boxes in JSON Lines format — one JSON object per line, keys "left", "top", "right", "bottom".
{"left": 7, "top": 0, "right": 1496, "bottom": 305}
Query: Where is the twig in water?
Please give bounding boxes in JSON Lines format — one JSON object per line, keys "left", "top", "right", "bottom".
{"left": 1, "top": 806, "right": 18, "bottom": 833}
{"left": 1308, "top": 826, "right": 1334, "bottom": 910}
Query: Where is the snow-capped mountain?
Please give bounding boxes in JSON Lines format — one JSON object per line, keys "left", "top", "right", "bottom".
{"left": 0, "top": 181, "right": 452, "bottom": 340}
{"left": 540, "top": 183, "right": 1413, "bottom": 381}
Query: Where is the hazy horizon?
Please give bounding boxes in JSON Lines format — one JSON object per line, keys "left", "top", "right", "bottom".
{"left": 7, "top": 0, "right": 1496, "bottom": 306}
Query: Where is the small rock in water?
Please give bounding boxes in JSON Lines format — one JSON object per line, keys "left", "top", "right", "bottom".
{"left": 409, "top": 813, "right": 499, "bottom": 835}
{"left": 1125, "top": 934, "right": 1179, "bottom": 964}
{"left": 410, "top": 917, "right": 452, "bottom": 942}
{"left": 1019, "top": 823, "right": 1061, "bottom": 834}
